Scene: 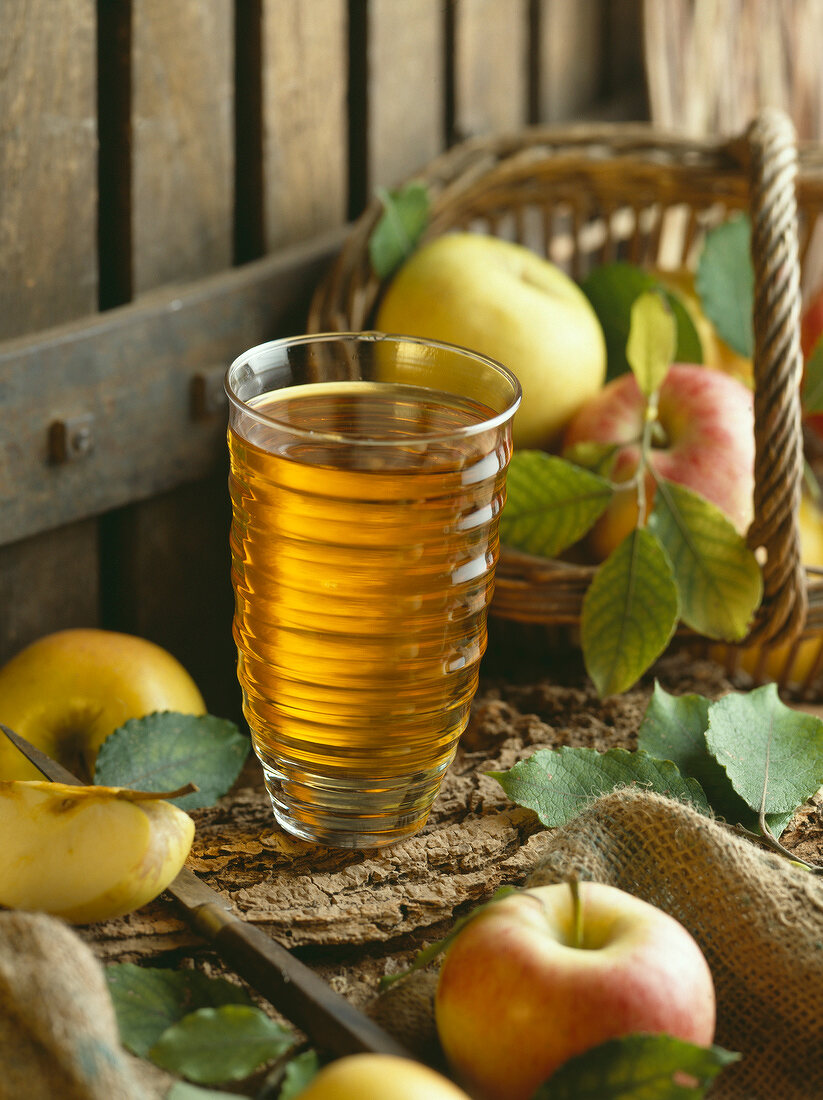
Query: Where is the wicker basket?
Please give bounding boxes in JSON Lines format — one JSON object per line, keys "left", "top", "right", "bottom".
{"left": 308, "top": 112, "right": 823, "bottom": 697}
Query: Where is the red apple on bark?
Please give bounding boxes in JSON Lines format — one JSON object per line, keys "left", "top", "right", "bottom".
{"left": 563, "top": 363, "right": 755, "bottom": 561}
{"left": 435, "top": 883, "right": 716, "bottom": 1100}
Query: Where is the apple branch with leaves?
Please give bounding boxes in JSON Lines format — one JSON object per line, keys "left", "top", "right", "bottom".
{"left": 499, "top": 291, "right": 763, "bottom": 697}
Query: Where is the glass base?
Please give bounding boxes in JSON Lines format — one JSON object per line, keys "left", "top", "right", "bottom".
{"left": 258, "top": 758, "right": 450, "bottom": 850}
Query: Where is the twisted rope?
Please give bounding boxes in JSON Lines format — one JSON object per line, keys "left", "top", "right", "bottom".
{"left": 745, "top": 109, "right": 807, "bottom": 647}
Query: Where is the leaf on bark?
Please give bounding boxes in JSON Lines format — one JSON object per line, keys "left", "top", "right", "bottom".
{"left": 489, "top": 745, "right": 709, "bottom": 828}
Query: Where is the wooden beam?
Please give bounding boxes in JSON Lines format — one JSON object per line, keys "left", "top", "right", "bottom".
{"left": 0, "top": 230, "right": 343, "bottom": 548}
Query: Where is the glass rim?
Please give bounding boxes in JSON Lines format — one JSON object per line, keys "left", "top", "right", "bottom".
{"left": 224, "top": 331, "right": 522, "bottom": 446}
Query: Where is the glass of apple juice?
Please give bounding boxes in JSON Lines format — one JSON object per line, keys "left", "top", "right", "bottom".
{"left": 225, "top": 332, "right": 521, "bottom": 849}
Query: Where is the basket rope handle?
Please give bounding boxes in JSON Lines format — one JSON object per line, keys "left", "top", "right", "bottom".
{"left": 743, "top": 108, "right": 807, "bottom": 647}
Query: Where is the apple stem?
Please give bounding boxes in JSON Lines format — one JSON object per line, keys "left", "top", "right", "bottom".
{"left": 649, "top": 420, "right": 669, "bottom": 449}
{"left": 568, "top": 876, "right": 584, "bottom": 949}
{"left": 117, "top": 782, "right": 199, "bottom": 802}
{"left": 635, "top": 393, "right": 661, "bottom": 529}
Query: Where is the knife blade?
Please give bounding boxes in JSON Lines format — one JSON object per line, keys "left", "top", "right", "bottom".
{"left": 0, "top": 722, "right": 413, "bottom": 1061}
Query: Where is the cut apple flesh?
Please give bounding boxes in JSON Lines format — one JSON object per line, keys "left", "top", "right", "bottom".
{"left": 0, "top": 781, "right": 195, "bottom": 924}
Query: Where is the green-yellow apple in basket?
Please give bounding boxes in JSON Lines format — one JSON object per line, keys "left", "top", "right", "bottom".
{"left": 435, "top": 882, "right": 716, "bottom": 1100}
{"left": 0, "top": 628, "right": 206, "bottom": 781}
{"left": 375, "top": 232, "right": 607, "bottom": 449}
{"left": 0, "top": 779, "right": 195, "bottom": 924}
{"left": 563, "top": 362, "right": 755, "bottom": 562}
{"left": 294, "top": 1053, "right": 471, "bottom": 1100}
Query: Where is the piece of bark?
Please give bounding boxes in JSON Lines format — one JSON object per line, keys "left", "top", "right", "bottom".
{"left": 81, "top": 652, "right": 732, "bottom": 963}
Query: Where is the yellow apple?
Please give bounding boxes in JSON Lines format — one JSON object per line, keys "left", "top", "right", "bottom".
{"left": 0, "top": 780, "right": 195, "bottom": 924}
{"left": 294, "top": 1053, "right": 471, "bottom": 1100}
{"left": 375, "top": 233, "right": 607, "bottom": 449}
{"left": 653, "top": 268, "right": 753, "bottom": 386}
{"left": 0, "top": 629, "right": 206, "bottom": 781}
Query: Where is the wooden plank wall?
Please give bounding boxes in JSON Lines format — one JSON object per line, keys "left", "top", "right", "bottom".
{"left": 0, "top": 0, "right": 646, "bottom": 719}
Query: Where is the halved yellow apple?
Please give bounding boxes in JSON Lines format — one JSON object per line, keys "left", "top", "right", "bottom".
{"left": 0, "top": 780, "right": 195, "bottom": 924}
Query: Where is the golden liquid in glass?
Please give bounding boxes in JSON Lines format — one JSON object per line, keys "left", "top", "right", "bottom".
{"left": 228, "top": 381, "right": 511, "bottom": 846}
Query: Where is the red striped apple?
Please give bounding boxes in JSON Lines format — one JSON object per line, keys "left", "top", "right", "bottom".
{"left": 435, "top": 882, "right": 716, "bottom": 1100}
{"left": 563, "top": 363, "right": 755, "bottom": 561}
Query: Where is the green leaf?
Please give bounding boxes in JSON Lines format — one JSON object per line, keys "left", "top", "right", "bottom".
{"left": 581, "top": 262, "right": 703, "bottom": 381}
{"left": 648, "top": 479, "right": 762, "bottom": 641}
{"left": 489, "top": 746, "right": 709, "bottom": 828}
{"left": 706, "top": 683, "right": 823, "bottom": 815}
{"left": 802, "top": 336, "right": 823, "bottom": 414}
{"left": 695, "top": 216, "right": 754, "bottom": 358}
{"left": 149, "top": 1005, "right": 293, "bottom": 1085}
{"left": 106, "top": 963, "right": 254, "bottom": 1058}
{"left": 627, "top": 292, "right": 676, "bottom": 397}
{"left": 278, "top": 1049, "right": 321, "bottom": 1098}
{"left": 581, "top": 529, "right": 680, "bottom": 697}
{"left": 637, "top": 683, "right": 713, "bottom": 784}
{"left": 94, "top": 712, "right": 250, "bottom": 809}
{"left": 368, "top": 182, "right": 430, "bottom": 279}
{"left": 636, "top": 683, "right": 791, "bottom": 835}
{"left": 533, "top": 1033, "right": 740, "bottom": 1099}
{"left": 498, "top": 450, "right": 613, "bottom": 558}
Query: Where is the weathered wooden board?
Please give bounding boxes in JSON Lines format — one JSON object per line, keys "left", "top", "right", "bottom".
{"left": 132, "top": 0, "right": 234, "bottom": 294}
{"left": 99, "top": 475, "right": 239, "bottom": 720}
{"left": 0, "top": 1, "right": 100, "bottom": 666}
{"left": 450, "top": 0, "right": 529, "bottom": 142}
{"left": 261, "top": 0, "right": 348, "bottom": 249}
{"left": 0, "top": 0, "right": 98, "bottom": 334}
{"left": 536, "top": 0, "right": 605, "bottom": 123}
{"left": 352, "top": 0, "right": 445, "bottom": 209}
{"left": 644, "top": 0, "right": 823, "bottom": 140}
{"left": 0, "top": 522, "right": 100, "bottom": 667}
{"left": 0, "top": 232, "right": 342, "bottom": 549}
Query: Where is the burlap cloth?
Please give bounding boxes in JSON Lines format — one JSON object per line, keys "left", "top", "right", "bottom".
{"left": 0, "top": 910, "right": 160, "bottom": 1100}
{"left": 371, "top": 788, "right": 823, "bottom": 1100}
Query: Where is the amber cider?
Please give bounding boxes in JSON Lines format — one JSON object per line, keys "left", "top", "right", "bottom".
{"left": 228, "top": 380, "right": 512, "bottom": 847}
